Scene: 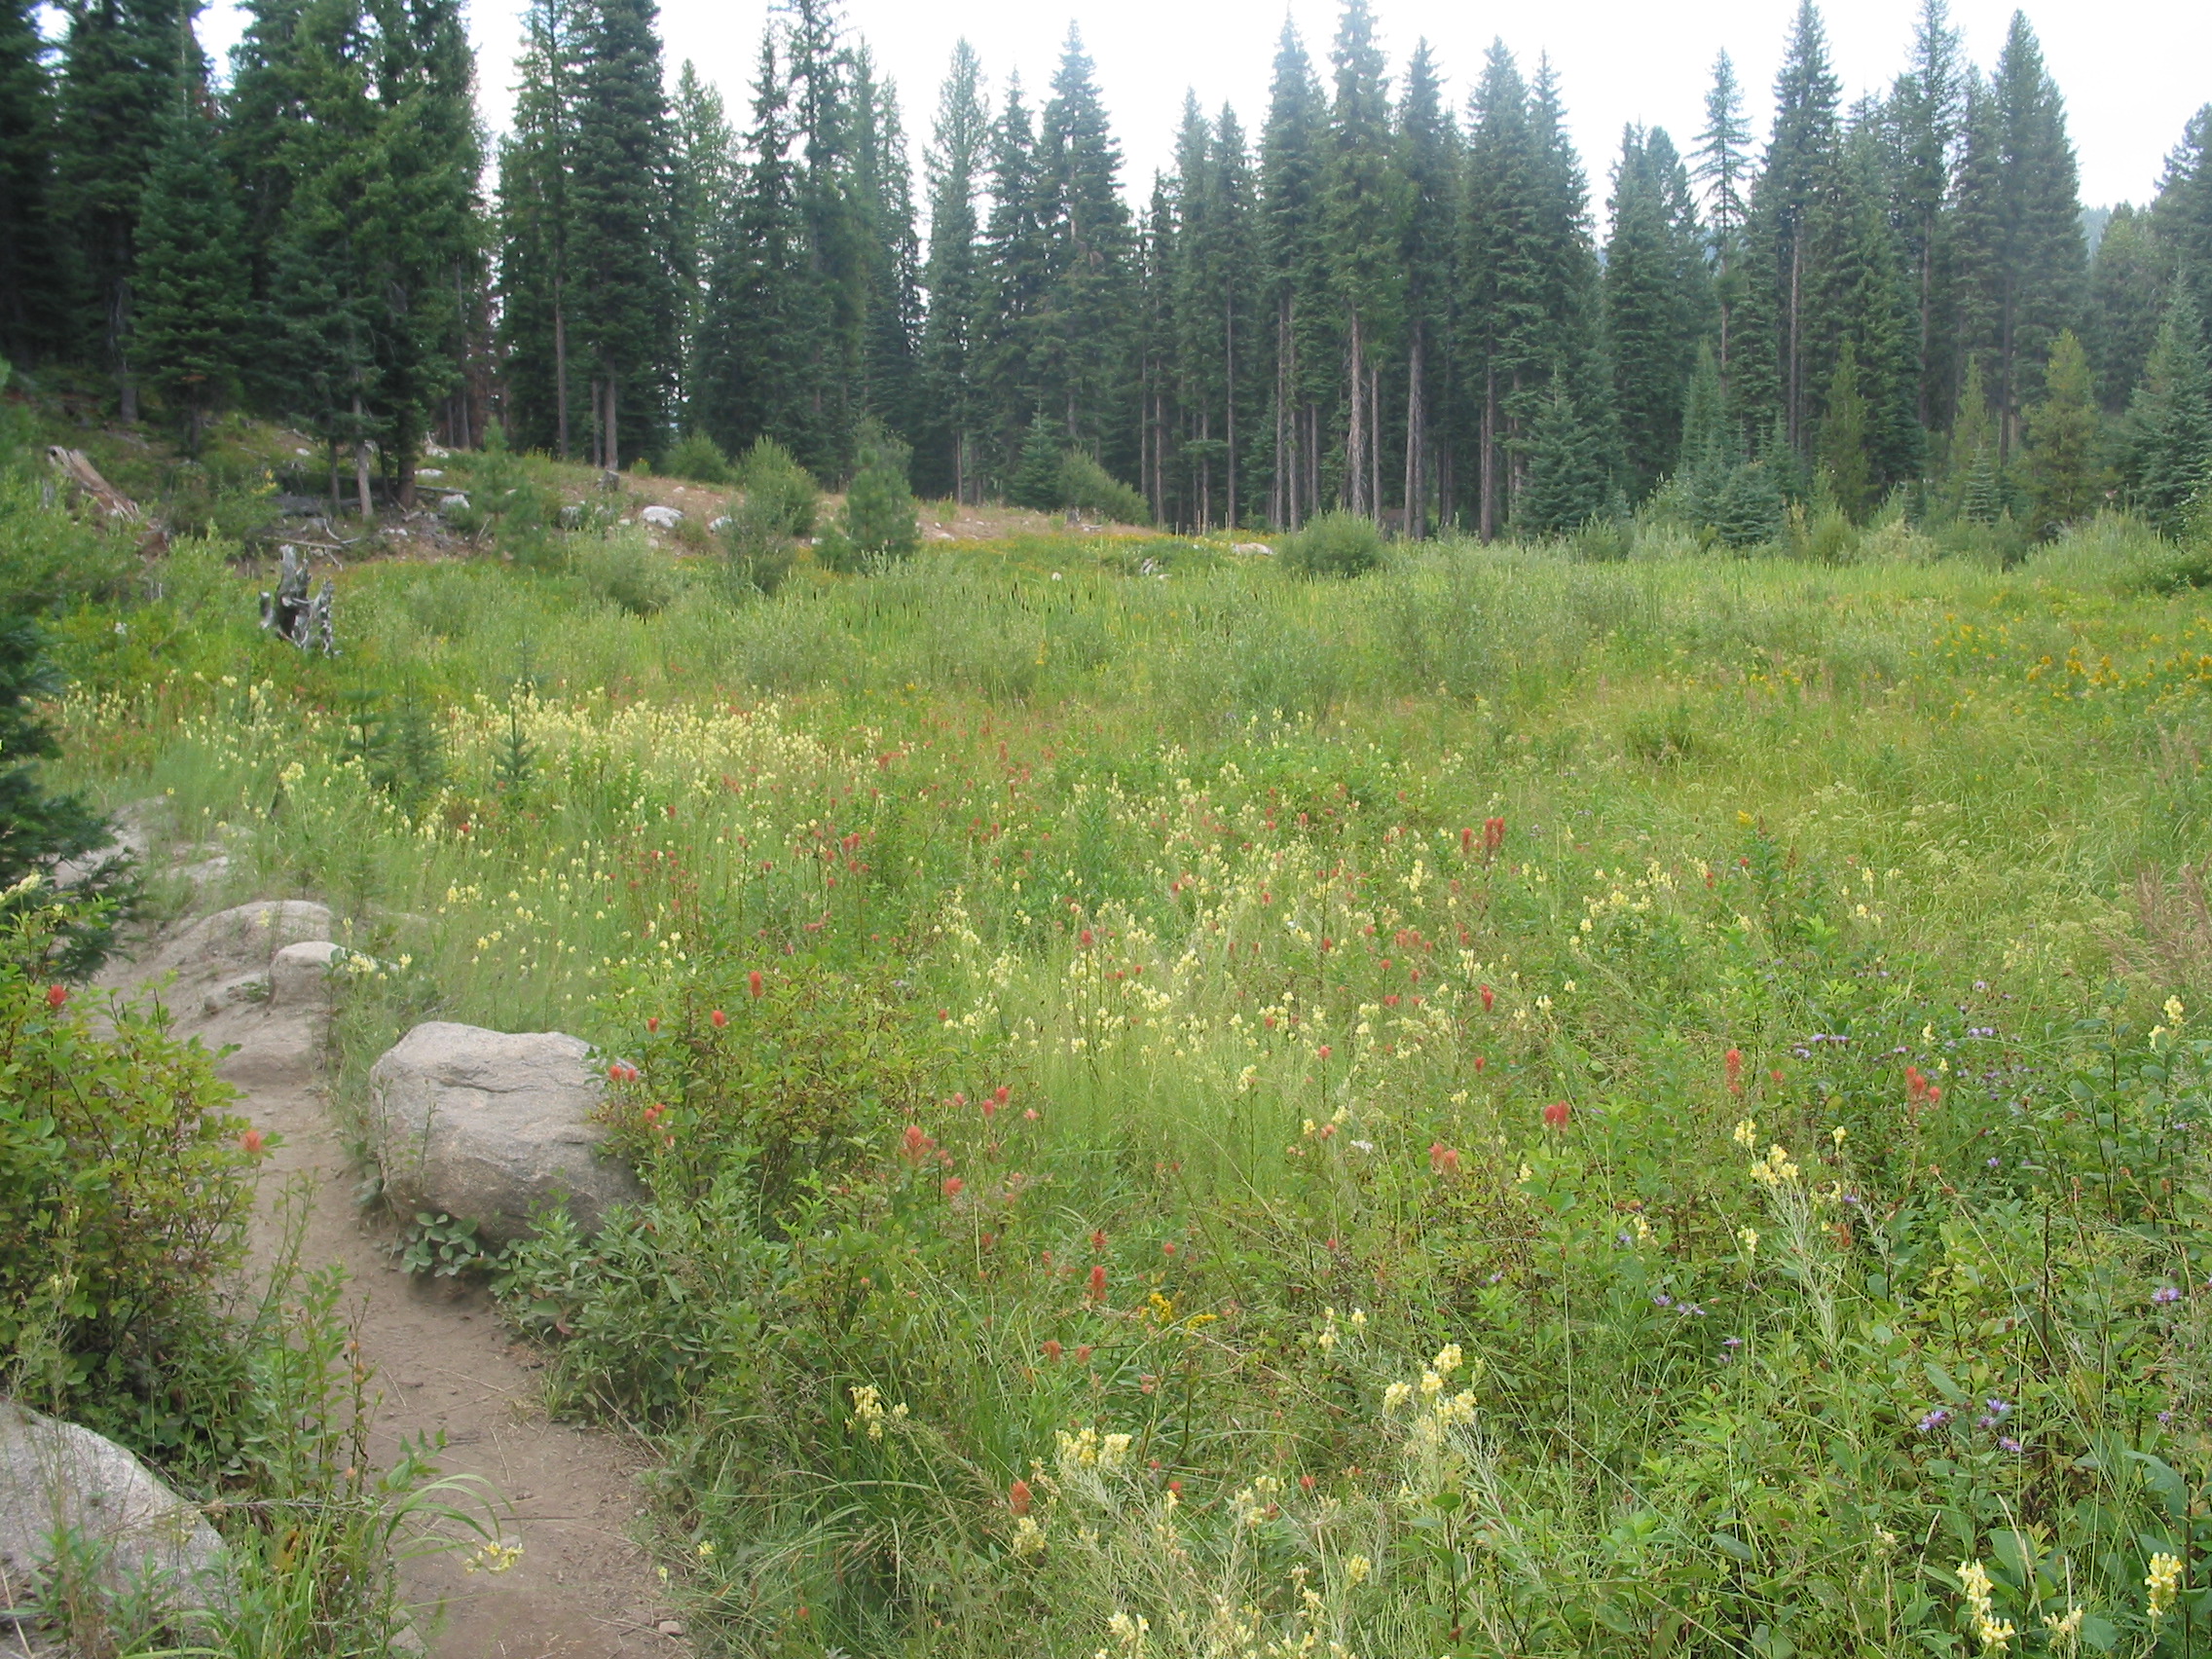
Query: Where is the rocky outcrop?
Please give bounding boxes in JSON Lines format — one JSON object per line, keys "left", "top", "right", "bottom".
{"left": 368, "top": 1023, "right": 645, "bottom": 1244}
{"left": 0, "top": 1403, "right": 227, "bottom": 1629}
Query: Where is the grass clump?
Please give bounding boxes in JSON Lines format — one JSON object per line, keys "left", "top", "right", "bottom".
{"left": 1281, "top": 508, "right": 1382, "bottom": 577}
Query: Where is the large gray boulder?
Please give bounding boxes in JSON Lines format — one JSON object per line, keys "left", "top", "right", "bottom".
{"left": 368, "top": 1023, "right": 645, "bottom": 1244}
{"left": 0, "top": 1402, "right": 227, "bottom": 1628}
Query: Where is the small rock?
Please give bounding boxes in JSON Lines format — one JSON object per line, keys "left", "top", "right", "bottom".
{"left": 0, "top": 1402, "right": 228, "bottom": 1624}
{"left": 424, "top": 442, "right": 451, "bottom": 460}
{"left": 708, "top": 515, "right": 731, "bottom": 533}
{"left": 438, "top": 493, "right": 470, "bottom": 515}
{"left": 657, "top": 1620, "right": 685, "bottom": 1637}
{"left": 201, "top": 971, "right": 270, "bottom": 1016}
{"left": 1233, "top": 541, "right": 1272, "bottom": 556}
{"left": 269, "top": 940, "right": 358, "bottom": 1007}
{"left": 416, "top": 468, "right": 444, "bottom": 481}
{"left": 641, "top": 503, "right": 683, "bottom": 529}
{"left": 558, "top": 503, "right": 584, "bottom": 529}
{"left": 368, "top": 1023, "right": 645, "bottom": 1244}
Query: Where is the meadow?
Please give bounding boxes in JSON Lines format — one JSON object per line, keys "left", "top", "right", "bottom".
{"left": 35, "top": 463, "right": 2212, "bottom": 1656}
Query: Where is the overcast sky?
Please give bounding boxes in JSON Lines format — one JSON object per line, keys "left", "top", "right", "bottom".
{"left": 191, "top": 0, "right": 2208, "bottom": 221}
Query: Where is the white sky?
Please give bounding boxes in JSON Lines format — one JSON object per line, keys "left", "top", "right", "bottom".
{"left": 190, "top": 0, "right": 2208, "bottom": 219}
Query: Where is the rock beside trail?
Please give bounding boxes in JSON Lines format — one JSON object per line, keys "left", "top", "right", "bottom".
{"left": 368, "top": 1023, "right": 645, "bottom": 1244}
{"left": 0, "top": 1402, "right": 227, "bottom": 1627}
{"left": 270, "top": 940, "right": 354, "bottom": 1007}
{"left": 146, "top": 900, "right": 335, "bottom": 986}
{"left": 641, "top": 503, "right": 683, "bottom": 529}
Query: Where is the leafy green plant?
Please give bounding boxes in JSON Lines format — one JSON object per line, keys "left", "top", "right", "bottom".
{"left": 389, "top": 1210, "right": 493, "bottom": 1277}
{"left": 717, "top": 493, "right": 794, "bottom": 598}
{"left": 1281, "top": 509, "right": 1382, "bottom": 578}
{"left": 823, "top": 423, "right": 918, "bottom": 571}
{"left": 1055, "top": 451, "right": 1150, "bottom": 525}
{"left": 663, "top": 431, "right": 730, "bottom": 485}
{"left": 734, "top": 436, "right": 817, "bottom": 538}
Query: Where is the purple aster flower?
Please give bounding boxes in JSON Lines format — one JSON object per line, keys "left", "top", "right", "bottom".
{"left": 2155, "top": 1285, "right": 2184, "bottom": 1306}
{"left": 1653, "top": 1293, "right": 1673, "bottom": 1307}
{"left": 1917, "top": 1408, "right": 1951, "bottom": 1432}
{"left": 1999, "top": 1437, "right": 2023, "bottom": 1454}
{"left": 1986, "top": 1156, "right": 2000, "bottom": 1167}
{"left": 2160, "top": 1411, "right": 2175, "bottom": 1425}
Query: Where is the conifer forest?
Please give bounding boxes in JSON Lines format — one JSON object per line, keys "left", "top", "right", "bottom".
{"left": 13, "top": 0, "right": 2212, "bottom": 1656}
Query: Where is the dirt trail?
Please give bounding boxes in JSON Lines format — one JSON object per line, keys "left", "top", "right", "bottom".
{"left": 99, "top": 902, "right": 684, "bottom": 1659}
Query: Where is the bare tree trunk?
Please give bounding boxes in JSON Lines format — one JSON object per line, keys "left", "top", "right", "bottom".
{"left": 327, "top": 440, "right": 341, "bottom": 517}
{"left": 1198, "top": 408, "right": 1211, "bottom": 533}
{"left": 1272, "top": 299, "right": 1290, "bottom": 530}
{"left": 1368, "top": 360, "right": 1381, "bottom": 528}
{"left": 1346, "top": 311, "right": 1366, "bottom": 516}
{"left": 605, "top": 374, "right": 619, "bottom": 472}
{"left": 1404, "top": 325, "right": 1422, "bottom": 540}
{"left": 554, "top": 291, "right": 571, "bottom": 460}
{"left": 1479, "top": 364, "right": 1496, "bottom": 543}
{"left": 351, "top": 392, "right": 374, "bottom": 525}
{"left": 109, "top": 264, "right": 138, "bottom": 424}
{"left": 1224, "top": 296, "right": 1237, "bottom": 531}
{"left": 1786, "top": 240, "right": 1802, "bottom": 451}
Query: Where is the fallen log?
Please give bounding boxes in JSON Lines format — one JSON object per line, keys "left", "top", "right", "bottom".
{"left": 45, "top": 446, "right": 141, "bottom": 523}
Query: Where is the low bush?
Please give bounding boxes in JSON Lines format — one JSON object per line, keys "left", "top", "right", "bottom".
{"left": 1280, "top": 508, "right": 1382, "bottom": 578}
{"left": 718, "top": 494, "right": 794, "bottom": 598}
{"left": 734, "top": 437, "right": 817, "bottom": 538}
{"left": 663, "top": 431, "right": 730, "bottom": 485}
{"left": 1055, "top": 451, "right": 1150, "bottom": 525}
{"left": 574, "top": 526, "right": 681, "bottom": 615}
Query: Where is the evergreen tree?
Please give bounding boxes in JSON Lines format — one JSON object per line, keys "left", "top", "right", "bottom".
{"left": 848, "top": 47, "right": 921, "bottom": 443}
{"left": 1889, "top": 0, "right": 1962, "bottom": 427}
{"left": 2122, "top": 288, "right": 2212, "bottom": 534}
{"left": 1606, "top": 125, "right": 1705, "bottom": 499}
{"left": 1817, "top": 338, "right": 1873, "bottom": 519}
{"left": 693, "top": 31, "right": 802, "bottom": 457}
{"left": 980, "top": 76, "right": 1047, "bottom": 483}
{"left": 1032, "top": 26, "right": 1135, "bottom": 469}
{"left": 132, "top": 80, "right": 246, "bottom": 454}
{"left": 568, "top": 0, "right": 679, "bottom": 469}
{"left": 1952, "top": 13, "right": 2085, "bottom": 460}
{"left": 52, "top": 0, "right": 205, "bottom": 420}
{"left": 1515, "top": 375, "right": 1606, "bottom": 535}
{"left": 1743, "top": 0, "right": 1841, "bottom": 453}
{"left": 2085, "top": 203, "right": 2166, "bottom": 415}
{"left": 494, "top": 0, "right": 580, "bottom": 455}
{"left": 1944, "top": 354, "right": 2002, "bottom": 521}
{"left": 1396, "top": 41, "right": 1455, "bottom": 536}
{"left": 671, "top": 59, "right": 734, "bottom": 426}
{"left": 834, "top": 419, "right": 918, "bottom": 560}
{"left": 1457, "top": 41, "right": 1545, "bottom": 538}
{"left": 1322, "top": 0, "right": 1403, "bottom": 522}
{"left": 1259, "top": 19, "right": 1329, "bottom": 529}
{"left": 918, "top": 40, "right": 988, "bottom": 501}
{"left": 2021, "top": 327, "right": 2102, "bottom": 535}
{"left": 1692, "top": 51, "right": 1751, "bottom": 387}
{"left": 781, "top": 0, "right": 865, "bottom": 474}
{"left": 1010, "top": 408, "right": 1061, "bottom": 510}
{"left": 1817, "top": 115, "right": 1924, "bottom": 494}
{"left": 2152, "top": 107, "right": 2211, "bottom": 340}
{"left": 0, "top": 0, "right": 64, "bottom": 362}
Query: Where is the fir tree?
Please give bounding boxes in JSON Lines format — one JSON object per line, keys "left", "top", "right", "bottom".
{"left": 835, "top": 419, "right": 918, "bottom": 561}
{"left": 52, "top": 0, "right": 204, "bottom": 420}
{"left": 1606, "top": 126, "right": 1704, "bottom": 499}
{"left": 847, "top": 47, "right": 921, "bottom": 443}
{"left": 980, "top": 76, "right": 1047, "bottom": 482}
{"left": 1259, "top": 19, "right": 1329, "bottom": 529}
{"left": 132, "top": 81, "right": 246, "bottom": 454}
{"left": 2152, "top": 107, "right": 2211, "bottom": 341}
{"left": 1817, "top": 339, "right": 1873, "bottom": 519}
{"left": 2021, "top": 328, "right": 2103, "bottom": 535}
{"left": 1889, "top": 0, "right": 1962, "bottom": 426}
{"left": 1745, "top": 0, "right": 1841, "bottom": 453}
{"left": 1457, "top": 41, "right": 1544, "bottom": 538}
{"left": 0, "top": 0, "right": 64, "bottom": 362}
{"left": 2123, "top": 288, "right": 2212, "bottom": 534}
{"left": 1322, "top": 0, "right": 1403, "bottom": 522}
{"left": 568, "top": 0, "right": 679, "bottom": 469}
{"left": 1693, "top": 51, "right": 1751, "bottom": 387}
{"left": 1516, "top": 376, "right": 1606, "bottom": 535}
{"left": 671, "top": 59, "right": 735, "bottom": 425}
{"left": 1010, "top": 408, "right": 1061, "bottom": 510}
{"left": 494, "top": 0, "right": 580, "bottom": 456}
{"left": 1396, "top": 41, "right": 1455, "bottom": 536}
{"left": 2085, "top": 204, "right": 2165, "bottom": 416}
{"left": 918, "top": 41, "right": 989, "bottom": 502}
{"left": 1951, "top": 13, "right": 2085, "bottom": 459}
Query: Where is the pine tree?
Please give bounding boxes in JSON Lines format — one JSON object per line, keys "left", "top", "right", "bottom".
{"left": 1032, "top": 26, "right": 1135, "bottom": 469}
{"left": 1515, "top": 376, "right": 1606, "bottom": 535}
{"left": 1889, "top": 0, "right": 1962, "bottom": 427}
{"left": 848, "top": 47, "right": 921, "bottom": 444}
{"left": 2085, "top": 204, "right": 2166, "bottom": 415}
{"left": 0, "top": 0, "right": 64, "bottom": 363}
{"left": 132, "top": 80, "right": 246, "bottom": 454}
{"left": 671, "top": 59, "right": 734, "bottom": 427}
{"left": 693, "top": 31, "right": 802, "bottom": 458}
{"left": 1952, "top": 13, "right": 2085, "bottom": 460}
{"left": 1817, "top": 115, "right": 1924, "bottom": 494}
{"left": 1606, "top": 126, "right": 1704, "bottom": 499}
{"left": 1817, "top": 339, "right": 1873, "bottom": 519}
{"left": 835, "top": 419, "right": 918, "bottom": 560}
{"left": 569, "top": 0, "right": 679, "bottom": 470}
{"left": 1322, "top": 0, "right": 1404, "bottom": 522}
{"left": 980, "top": 76, "right": 1047, "bottom": 484}
{"left": 52, "top": 0, "right": 205, "bottom": 420}
{"left": 2021, "top": 327, "right": 2103, "bottom": 535}
{"left": 2123, "top": 288, "right": 2212, "bottom": 534}
{"left": 918, "top": 40, "right": 988, "bottom": 501}
{"left": 1396, "top": 41, "right": 1455, "bottom": 536}
{"left": 1745, "top": 1, "right": 1841, "bottom": 454}
{"left": 1259, "top": 19, "right": 1329, "bottom": 529}
{"left": 1457, "top": 41, "right": 1544, "bottom": 538}
{"left": 1692, "top": 51, "right": 1751, "bottom": 388}
{"left": 1010, "top": 408, "right": 1061, "bottom": 510}
{"left": 494, "top": 0, "right": 580, "bottom": 456}
{"left": 1944, "top": 354, "right": 2001, "bottom": 521}
{"left": 781, "top": 0, "right": 865, "bottom": 474}
{"left": 2152, "top": 107, "right": 2211, "bottom": 341}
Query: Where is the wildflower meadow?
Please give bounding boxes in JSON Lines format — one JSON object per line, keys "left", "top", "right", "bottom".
{"left": 48, "top": 517, "right": 2212, "bottom": 1656}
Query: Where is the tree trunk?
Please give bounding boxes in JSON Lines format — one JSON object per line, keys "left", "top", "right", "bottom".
{"left": 1273, "top": 298, "right": 1290, "bottom": 530}
{"left": 1404, "top": 324, "right": 1424, "bottom": 541}
{"left": 1368, "top": 360, "right": 1381, "bottom": 528}
{"left": 1224, "top": 295, "right": 1236, "bottom": 531}
{"left": 1198, "top": 408, "right": 1211, "bottom": 533}
{"left": 554, "top": 291, "right": 571, "bottom": 461}
{"left": 327, "top": 440, "right": 341, "bottom": 517}
{"left": 109, "top": 271, "right": 137, "bottom": 425}
{"left": 352, "top": 392, "right": 374, "bottom": 525}
{"left": 1479, "top": 363, "right": 1496, "bottom": 543}
{"left": 1787, "top": 239, "right": 1802, "bottom": 452}
{"left": 1346, "top": 311, "right": 1366, "bottom": 516}
{"left": 605, "top": 374, "right": 620, "bottom": 472}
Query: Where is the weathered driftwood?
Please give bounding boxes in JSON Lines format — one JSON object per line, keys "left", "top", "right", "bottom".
{"left": 259, "top": 546, "right": 338, "bottom": 654}
{"left": 45, "top": 446, "right": 141, "bottom": 522}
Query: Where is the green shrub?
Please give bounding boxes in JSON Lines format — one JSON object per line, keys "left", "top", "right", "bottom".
{"left": 1055, "top": 451, "right": 1150, "bottom": 525}
{"left": 447, "top": 425, "right": 557, "bottom": 563}
{"left": 826, "top": 424, "right": 918, "bottom": 570}
{"left": 664, "top": 431, "right": 730, "bottom": 485}
{"left": 718, "top": 494, "right": 794, "bottom": 598}
{"left": 1280, "top": 508, "right": 1382, "bottom": 578}
{"left": 735, "top": 437, "right": 817, "bottom": 538}
{"left": 575, "top": 527, "right": 680, "bottom": 615}
{"left": 0, "top": 897, "right": 254, "bottom": 1398}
